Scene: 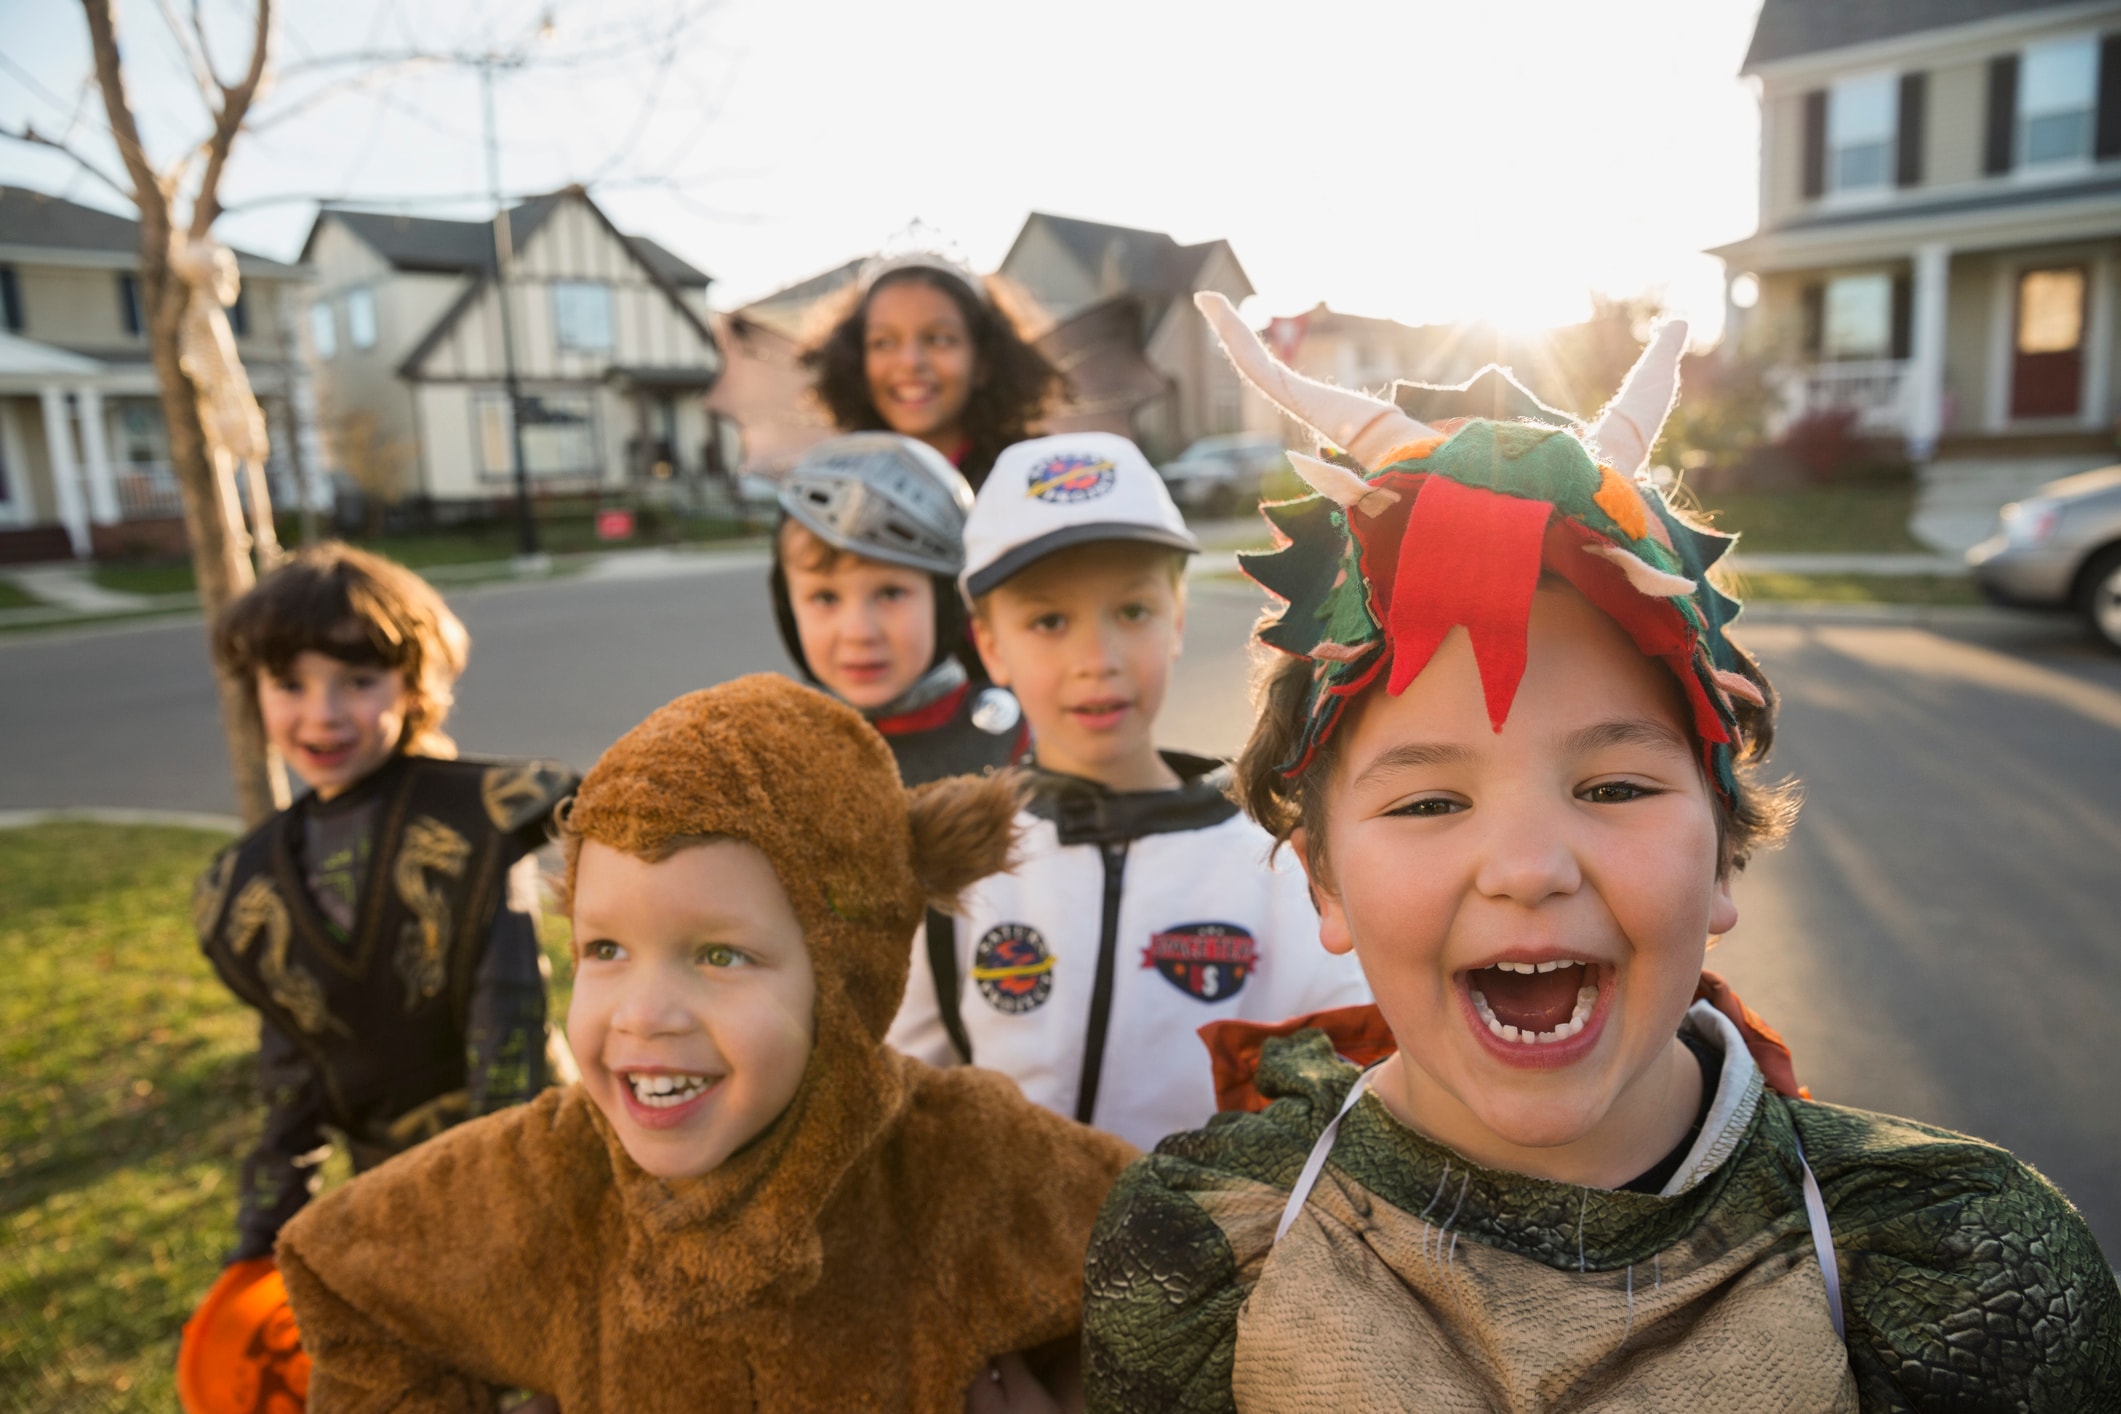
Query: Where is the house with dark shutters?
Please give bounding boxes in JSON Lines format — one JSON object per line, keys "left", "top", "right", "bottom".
{"left": 1713, "top": 0, "right": 2121, "bottom": 547}
{"left": 299, "top": 186, "right": 722, "bottom": 511}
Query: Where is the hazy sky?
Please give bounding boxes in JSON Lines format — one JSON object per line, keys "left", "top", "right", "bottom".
{"left": 0, "top": 0, "right": 1766, "bottom": 338}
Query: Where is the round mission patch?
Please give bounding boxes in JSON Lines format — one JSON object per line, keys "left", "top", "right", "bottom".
{"left": 1141, "top": 921, "right": 1257, "bottom": 1002}
{"left": 972, "top": 922, "right": 1054, "bottom": 1014}
{"left": 1024, "top": 451, "right": 1116, "bottom": 504}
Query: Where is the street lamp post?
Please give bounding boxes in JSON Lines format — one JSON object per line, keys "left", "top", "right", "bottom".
{"left": 480, "top": 59, "right": 543, "bottom": 570}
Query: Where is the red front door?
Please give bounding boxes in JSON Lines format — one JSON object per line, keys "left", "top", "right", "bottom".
{"left": 2010, "top": 265, "right": 2086, "bottom": 419}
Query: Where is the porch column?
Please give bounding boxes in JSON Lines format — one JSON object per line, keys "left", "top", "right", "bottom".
{"left": 75, "top": 385, "right": 119, "bottom": 523}
{"left": 38, "top": 385, "right": 91, "bottom": 557}
{"left": 1906, "top": 242, "right": 1951, "bottom": 460}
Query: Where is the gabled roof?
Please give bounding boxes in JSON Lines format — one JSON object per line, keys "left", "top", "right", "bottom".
{"left": 0, "top": 185, "right": 300, "bottom": 274}
{"left": 1008, "top": 212, "right": 1253, "bottom": 302}
{"left": 305, "top": 192, "right": 566, "bottom": 274}
{"left": 386, "top": 188, "right": 718, "bottom": 380}
{"left": 1742, "top": 0, "right": 2089, "bottom": 71}
{"left": 627, "top": 235, "right": 710, "bottom": 288}
{"left": 737, "top": 259, "right": 864, "bottom": 313}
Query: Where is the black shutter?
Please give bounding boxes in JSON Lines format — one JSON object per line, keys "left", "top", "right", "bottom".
{"left": 1801, "top": 282, "right": 1826, "bottom": 356}
{"left": 1986, "top": 54, "right": 2019, "bottom": 175}
{"left": 1897, "top": 72, "right": 1927, "bottom": 186}
{"left": 228, "top": 290, "right": 250, "bottom": 338}
{"left": 0, "top": 265, "right": 20, "bottom": 332}
{"left": 117, "top": 273, "right": 141, "bottom": 335}
{"left": 2097, "top": 34, "right": 2121, "bottom": 158}
{"left": 1802, "top": 89, "right": 1828, "bottom": 197}
{"left": 1890, "top": 275, "right": 1914, "bottom": 359}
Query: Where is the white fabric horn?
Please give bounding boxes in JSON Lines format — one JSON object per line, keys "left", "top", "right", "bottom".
{"left": 1194, "top": 291, "right": 1437, "bottom": 470}
{"left": 1583, "top": 320, "right": 1688, "bottom": 477}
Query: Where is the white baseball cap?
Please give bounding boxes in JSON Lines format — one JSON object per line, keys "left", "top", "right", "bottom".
{"left": 961, "top": 433, "right": 1202, "bottom": 599}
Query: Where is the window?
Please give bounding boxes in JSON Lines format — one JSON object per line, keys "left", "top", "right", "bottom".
{"left": 119, "top": 402, "right": 164, "bottom": 466}
{"left": 1823, "top": 275, "right": 1893, "bottom": 359}
{"left": 227, "top": 290, "right": 249, "bottom": 339}
{"left": 0, "top": 265, "right": 20, "bottom": 332}
{"left": 475, "top": 391, "right": 598, "bottom": 478}
{"left": 117, "top": 273, "right": 143, "bottom": 335}
{"left": 1828, "top": 73, "right": 1897, "bottom": 192}
{"left": 2020, "top": 37, "right": 2097, "bottom": 166}
{"left": 346, "top": 286, "right": 377, "bottom": 350}
{"left": 310, "top": 299, "right": 337, "bottom": 359}
{"left": 2018, "top": 267, "right": 2086, "bottom": 352}
{"left": 552, "top": 282, "right": 613, "bottom": 353}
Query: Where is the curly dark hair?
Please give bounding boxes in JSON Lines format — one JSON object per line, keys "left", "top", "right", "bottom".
{"left": 800, "top": 267, "right": 1063, "bottom": 488}
{"left": 1233, "top": 580, "right": 1801, "bottom": 886}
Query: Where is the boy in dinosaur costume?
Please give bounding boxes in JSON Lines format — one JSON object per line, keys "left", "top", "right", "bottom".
{"left": 1081, "top": 295, "right": 2120, "bottom": 1412}
{"left": 275, "top": 674, "right": 1134, "bottom": 1411}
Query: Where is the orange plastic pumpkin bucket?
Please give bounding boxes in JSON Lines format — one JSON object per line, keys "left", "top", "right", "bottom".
{"left": 176, "top": 1257, "right": 311, "bottom": 1414}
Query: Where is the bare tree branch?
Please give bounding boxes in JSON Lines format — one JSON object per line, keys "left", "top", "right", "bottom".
{"left": 191, "top": 0, "right": 222, "bottom": 84}
{"left": 189, "top": 0, "right": 274, "bottom": 238}
{"left": 0, "top": 120, "right": 136, "bottom": 204}
{"left": 81, "top": 1, "right": 169, "bottom": 207}
{"left": 154, "top": 0, "right": 222, "bottom": 110}
{"left": 244, "top": 56, "right": 442, "bottom": 133}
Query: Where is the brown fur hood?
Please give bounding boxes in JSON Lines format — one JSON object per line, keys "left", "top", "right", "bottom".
{"left": 277, "top": 676, "right": 1135, "bottom": 1409}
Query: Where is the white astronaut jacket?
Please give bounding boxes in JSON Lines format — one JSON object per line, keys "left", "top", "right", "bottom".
{"left": 886, "top": 752, "right": 1373, "bottom": 1152}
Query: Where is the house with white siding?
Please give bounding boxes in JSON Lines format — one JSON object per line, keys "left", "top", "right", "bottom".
{"left": 299, "top": 186, "right": 721, "bottom": 509}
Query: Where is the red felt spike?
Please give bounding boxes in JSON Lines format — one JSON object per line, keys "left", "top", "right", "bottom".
{"left": 1381, "top": 476, "right": 1551, "bottom": 731}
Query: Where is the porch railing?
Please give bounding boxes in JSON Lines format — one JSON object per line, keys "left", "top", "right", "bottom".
{"left": 1771, "top": 360, "right": 1913, "bottom": 436}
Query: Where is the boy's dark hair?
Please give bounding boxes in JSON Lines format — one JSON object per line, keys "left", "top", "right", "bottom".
{"left": 213, "top": 542, "right": 470, "bottom": 758}
{"left": 800, "top": 268, "right": 1064, "bottom": 486}
{"left": 1234, "top": 578, "right": 1801, "bottom": 884}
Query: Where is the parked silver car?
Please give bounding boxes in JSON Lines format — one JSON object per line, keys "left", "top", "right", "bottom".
{"left": 1966, "top": 464, "right": 2121, "bottom": 650}
{"left": 1157, "top": 434, "right": 1290, "bottom": 518}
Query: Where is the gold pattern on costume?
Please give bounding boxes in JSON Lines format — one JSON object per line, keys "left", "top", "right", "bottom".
{"left": 393, "top": 816, "right": 472, "bottom": 1008}
{"left": 228, "top": 877, "right": 347, "bottom": 1036}
{"left": 481, "top": 760, "right": 572, "bottom": 834}
{"left": 192, "top": 848, "right": 236, "bottom": 940}
{"left": 382, "top": 1088, "right": 470, "bottom": 1146}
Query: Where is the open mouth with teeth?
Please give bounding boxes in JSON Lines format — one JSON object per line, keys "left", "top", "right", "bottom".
{"left": 1464, "top": 960, "right": 1604, "bottom": 1053}
{"left": 619, "top": 1071, "right": 721, "bottom": 1128}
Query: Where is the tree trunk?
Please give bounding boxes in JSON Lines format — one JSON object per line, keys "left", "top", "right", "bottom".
{"left": 81, "top": 0, "right": 288, "bottom": 826}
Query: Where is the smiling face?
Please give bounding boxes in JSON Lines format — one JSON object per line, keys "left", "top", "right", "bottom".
{"left": 1300, "top": 585, "right": 1736, "bottom": 1187}
{"left": 862, "top": 276, "right": 977, "bottom": 453}
{"left": 971, "top": 542, "right": 1185, "bottom": 792}
{"left": 256, "top": 650, "right": 410, "bottom": 799}
{"left": 568, "top": 838, "right": 817, "bottom": 1180}
{"left": 779, "top": 523, "right": 938, "bottom": 709}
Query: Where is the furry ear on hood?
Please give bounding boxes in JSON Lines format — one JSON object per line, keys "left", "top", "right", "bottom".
{"left": 907, "top": 770, "right": 1023, "bottom": 915}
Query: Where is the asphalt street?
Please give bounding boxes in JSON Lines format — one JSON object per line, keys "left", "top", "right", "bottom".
{"left": 3, "top": 557, "right": 2118, "bottom": 1251}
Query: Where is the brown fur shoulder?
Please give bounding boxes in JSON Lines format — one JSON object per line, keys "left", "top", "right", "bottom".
{"left": 905, "top": 770, "right": 1025, "bottom": 915}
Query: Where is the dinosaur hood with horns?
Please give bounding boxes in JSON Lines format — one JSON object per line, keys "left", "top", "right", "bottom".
{"left": 1195, "top": 292, "right": 1758, "bottom": 803}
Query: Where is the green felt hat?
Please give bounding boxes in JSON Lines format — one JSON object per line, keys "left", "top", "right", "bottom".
{"left": 1194, "top": 294, "right": 1758, "bottom": 804}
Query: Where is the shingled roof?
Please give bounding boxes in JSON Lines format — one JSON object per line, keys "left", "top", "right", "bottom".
{"left": 1742, "top": 0, "right": 2087, "bottom": 70}
{"left": 0, "top": 185, "right": 300, "bottom": 273}
{"left": 311, "top": 193, "right": 710, "bottom": 286}
{"left": 1014, "top": 212, "right": 1250, "bottom": 301}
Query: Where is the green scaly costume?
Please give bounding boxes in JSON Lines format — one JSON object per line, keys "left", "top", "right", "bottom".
{"left": 1081, "top": 296, "right": 2121, "bottom": 1412}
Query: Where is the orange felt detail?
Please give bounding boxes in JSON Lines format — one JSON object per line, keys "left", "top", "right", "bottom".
{"left": 1202, "top": 1004, "right": 1399, "bottom": 1113}
{"left": 1695, "top": 970, "right": 1808, "bottom": 1100}
{"left": 177, "top": 1256, "right": 310, "bottom": 1414}
{"left": 1379, "top": 436, "right": 1446, "bottom": 465}
{"left": 1593, "top": 464, "right": 1652, "bottom": 541}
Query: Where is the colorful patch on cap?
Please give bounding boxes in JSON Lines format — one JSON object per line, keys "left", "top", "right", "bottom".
{"left": 1025, "top": 452, "right": 1117, "bottom": 504}
{"left": 1142, "top": 922, "right": 1257, "bottom": 1002}
{"left": 973, "top": 923, "right": 1054, "bottom": 1013}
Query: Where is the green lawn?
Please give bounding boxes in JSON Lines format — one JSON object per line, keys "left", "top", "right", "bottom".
{"left": 1730, "top": 571, "right": 1982, "bottom": 606}
{"left": 1683, "top": 483, "right": 1929, "bottom": 554}
{"left": 0, "top": 579, "right": 42, "bottom": 610}
{"left": 0, "top": 824, "right": 575, "bottom": 1412}
{"left": 86, "top": 512, "right": 763, "bottom": 599}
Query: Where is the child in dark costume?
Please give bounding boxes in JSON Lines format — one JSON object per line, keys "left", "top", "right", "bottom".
{"left": 274, "top": 675, "right": 1134, "bottom": 1410}
{"left": 1081, "top": 297, "right": 2120, "bottom": 1411}
{"left": 195, "top": 543, "right": 575, "bottom": 1264}
{"left": 772, "top": 431, "right": 1027, "bottom": 785}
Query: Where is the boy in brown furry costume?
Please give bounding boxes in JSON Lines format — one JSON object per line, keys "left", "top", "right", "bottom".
{"left": 274, "top": 674, "right": 1134, "bottom": 1411}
